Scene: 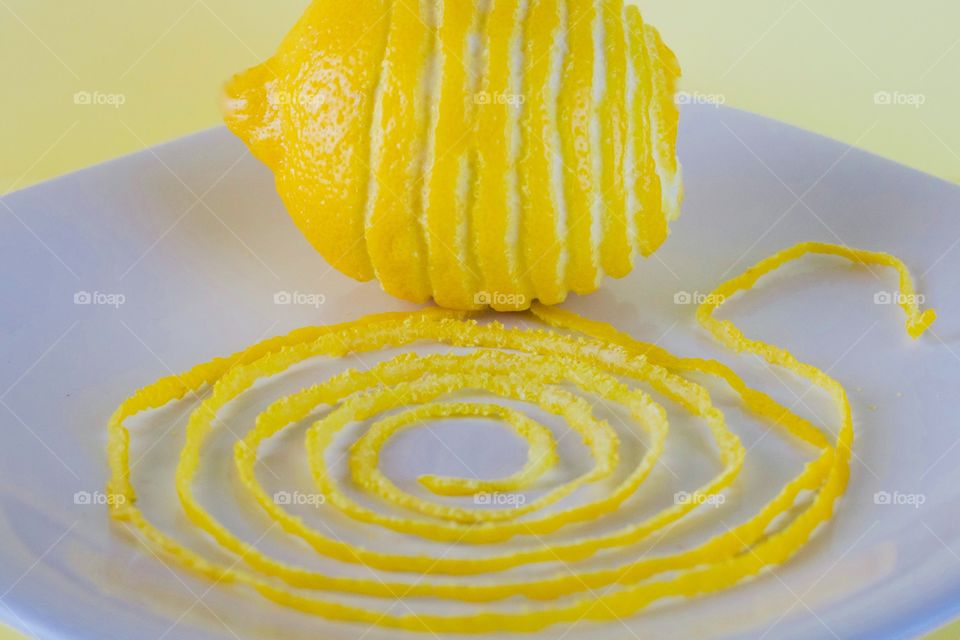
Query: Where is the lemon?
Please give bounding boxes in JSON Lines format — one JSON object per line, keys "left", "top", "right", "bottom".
{"left": 223, "top": 0, "right": 681, "bottom": 310}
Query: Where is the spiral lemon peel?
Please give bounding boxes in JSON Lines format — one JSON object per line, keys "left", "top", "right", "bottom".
{"left": 356, "top": 402, "right": 559, "bottom": 498}
{"left": 345, "top": 394, "right": 607, "bottom": 524}
{"left": 106, "top": 242, "right": 933, "bottom": 633}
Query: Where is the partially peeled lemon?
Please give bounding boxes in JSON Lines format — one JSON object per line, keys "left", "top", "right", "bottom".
{"left": 222, "top": 0, "right": 681, "bottom": 310}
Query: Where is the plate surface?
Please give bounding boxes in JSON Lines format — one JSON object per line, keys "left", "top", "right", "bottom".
{"left": 2, "top": 104, "right": 960, "bottom": 640}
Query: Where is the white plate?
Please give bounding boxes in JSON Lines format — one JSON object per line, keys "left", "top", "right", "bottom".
{"left": 2, "top": 104, "right": 960, "bottom": 640}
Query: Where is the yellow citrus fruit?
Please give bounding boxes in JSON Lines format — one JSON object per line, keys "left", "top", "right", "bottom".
{"left": 222, "top": 0, "right": 681, "bottom": 310}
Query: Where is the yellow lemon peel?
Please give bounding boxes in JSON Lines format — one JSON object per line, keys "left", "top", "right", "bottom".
{"left": 598, "top": 0, "right": 632, "bottom": 278}
{"left": 223, "top": 0, "right": 391, "bottom": 282}
{"left": 362, "top": 0, "right": 435, "bottom": 302}
{"left": 519, "top": 0, "right": 568, "bottom": 305}
{"left": 558, "top": 0, "right": 600, "bottom": 294}
{"left": 353, "top": 402, "right": 559, "bottom": 498}
{"left": 223, "top": 0, "right": 681, "bottom": 309}
{"left": 107, "top": 242, "right": 934, "bottom": 633}
{"left": 473, "top": 0, "right": 534, "bottom": 311}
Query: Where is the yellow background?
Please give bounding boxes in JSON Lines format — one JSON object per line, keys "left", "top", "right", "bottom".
{"left": 2, "top": 0, "right": 958, "bottom": 194}
{"left": 1, "top": 0, "right": 958, "bottom": 638}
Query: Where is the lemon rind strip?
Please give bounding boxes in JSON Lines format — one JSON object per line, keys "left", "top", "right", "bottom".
{"left": 520, "top": 0, "right": 568, "bottom": 305}
{"left": 352, "top": 401, "right": 558, "bottom": 496}
{"left": 473, "top": 0, "right": 534, "bottom": 310}
{"left": 364, "top": 0, "right": 433, "bottom": 302}
{"left": 625, "top": 6, "right": 668, "bottom": 257}
{"left": 106, "top": 243, "right": 934, "bottom": 632}
{"left": 422, "top": 0, "right": 485, "bottom": 309}
{"left": 597, "top": 0, "right": 632, "bottom": 278}
{"left": 558, "top": 0, "right": 601, "bottom": 294}
{"left": 337, "top": 373, "right": 617, "bottom": 525}
{"left": 643, "top": 21, "right": 683, "bottom": 223}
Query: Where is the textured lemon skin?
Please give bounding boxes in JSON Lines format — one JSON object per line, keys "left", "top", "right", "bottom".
{"left": 474, "top": 0, "right": 534, "bottom": 311}
{"left": 223, "top": 0, "right": 681, "bottom": 309}
{"left": 627, "top": 5, "right": 669, "bottom": 256}
{"left": 422, "top": 0, "right": 482, "bottom": 310}
{"left": 598, "top": 1, "right": 632, "bottom": 278}
{"left": 519, "top": 0, "right": 567, "bottom": 306}
{"left": 364, "top": 1, "right": 434, "bottom": 302}
{"left": 223, "top": 1, "right": 391, "bottom": 283}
